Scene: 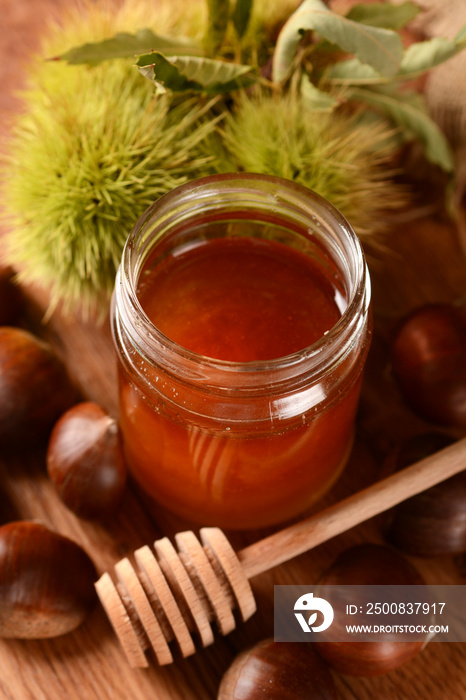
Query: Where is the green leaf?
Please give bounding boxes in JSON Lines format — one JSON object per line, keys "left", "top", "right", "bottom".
{"left": 399, "top": 31, "right": 466, "bottom": 77}
{"left": 232, "top": 0, "right": 253, "bottom": 39}
{"left": 137, "top": 53, "right": 256, "bottom": 93}
{"left": 300, "top": 78, "right": 339, "bottom": 111}
{"left": 327, "top": 57, "right": 383, "bottom": 85}
{"left": 206, "top": 0, "right": 230, "bottom": 54}
{"left": 54, "top": 29, "right": 202, "bottom": 65}
{"left": 346, "top": 2, "right": 420, "bottom": 30}
{"left": 272, "top": 0, "right": 403, "bottom": 83}
{"left": 349, "top": 86, "right": 455, "bottom": 171}
{"left": 327, "top": 28, "right": 466, "bottom": 85}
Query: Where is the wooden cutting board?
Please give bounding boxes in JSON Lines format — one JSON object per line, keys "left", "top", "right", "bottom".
{"left": 0, "top": 2, "right": 466, "bottom": 698}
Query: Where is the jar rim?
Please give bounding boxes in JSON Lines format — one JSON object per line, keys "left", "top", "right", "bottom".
{"left": 114, "top": 173, "right": 371, "bottom": 386}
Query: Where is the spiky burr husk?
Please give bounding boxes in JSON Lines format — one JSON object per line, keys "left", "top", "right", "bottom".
{"left": 221, "top": 93, "right": 408, "bottom": 238}
{"left": 0, "top": 0, "right": 222, "bottom": 315}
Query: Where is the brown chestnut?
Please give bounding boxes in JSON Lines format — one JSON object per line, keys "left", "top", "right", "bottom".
{"left": 0, "top": 327, "right": 76, "bottom": 446}
{"left": 47, "top": 402, "right": 127, "bottom": 520}
{"left": 0, "top": 521, "right": 97, "bottom": 638}
{"left": 386, "top": 433, "right": 466, "bottom": 557}
{"left": 314, "top": 544, "right": 429, "bottom": 676}
{"left": 218, "top": 638, "right": 337, "bottom": 700}
{"left": 391, "top": 303, "right": 466, "bottom": 427}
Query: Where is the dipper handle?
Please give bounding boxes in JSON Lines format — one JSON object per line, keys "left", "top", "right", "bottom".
{"left": 95, "top": 436, "right": 466, "bottom": 668}
{"left": 238, "top": 435, "right": 466, "bottom": 579}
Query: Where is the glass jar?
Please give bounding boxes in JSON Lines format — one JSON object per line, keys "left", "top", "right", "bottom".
{"left": 111, "top": 173, "right": 372, "bottom": 530}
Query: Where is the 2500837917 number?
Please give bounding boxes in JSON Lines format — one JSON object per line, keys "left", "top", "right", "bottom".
{"left": 365, "top": 602, "right": 446, "bottom": 615}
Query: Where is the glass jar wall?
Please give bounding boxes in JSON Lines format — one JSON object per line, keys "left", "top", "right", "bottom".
{"left": 111, "top": 173, "right": 372, "bottom": 529}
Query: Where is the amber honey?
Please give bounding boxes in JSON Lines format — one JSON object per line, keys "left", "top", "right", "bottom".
{"left": 112, "top": 174, "right": 371, "bottom": 529}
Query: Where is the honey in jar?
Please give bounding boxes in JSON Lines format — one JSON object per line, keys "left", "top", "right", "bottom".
{"left": 112, "top": 174, "right": 371, "bottom": 529}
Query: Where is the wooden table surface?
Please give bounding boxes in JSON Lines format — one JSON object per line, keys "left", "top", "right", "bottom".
{"left": 1, "top": 1, "right": 466, "bottom": 699}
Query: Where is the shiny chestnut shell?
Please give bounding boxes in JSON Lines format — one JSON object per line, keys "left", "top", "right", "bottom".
{"left": 391, "top": 303, "right": 466, "bottom": 427}
{"left": 47, "top": 402, "right": 127, "bottom": 520}
{"left": 0, "top": 327, "right": 76, "bottom": 446}
{"left": 314, "top": 544, "right": 429, "bottom": 676}
{"left": 218, "top": 638, "right": 337, "bottom": 700}
{"left": 386, "top": 433, "right": 466, "bottom": 557}
{"left": 0, "top": 521, "right": 97, "bottom": 639}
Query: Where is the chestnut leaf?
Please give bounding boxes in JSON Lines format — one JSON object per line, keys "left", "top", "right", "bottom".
{"left": 301, "top": 77, "right": 340, "bottom": 112}
{"left": 53, "top": 30, "right": 202, "bottom": 65}
{"left": 232, "top": 0, "right": 253, "bottom": 39}
{"left": 273, "top": 0, "right": 404, "bottom": 83}
{"left": 136, "top": 53, "right": 257, "bottom": 94}
{"left": 327, "top": 30, "right": 466, "bottom": 86}
{"left": 399, "top": 30, "right": 466, "bottom": 78}
{"left": 347, "top": 86, "right": 454, "bottom": 172}
{"left": 345, "top": 2, "right": 420, "bottom": 30}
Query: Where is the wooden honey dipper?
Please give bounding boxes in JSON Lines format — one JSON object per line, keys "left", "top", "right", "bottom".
{"left": 95, "top": 436, "right": 466, "bottom": 668}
